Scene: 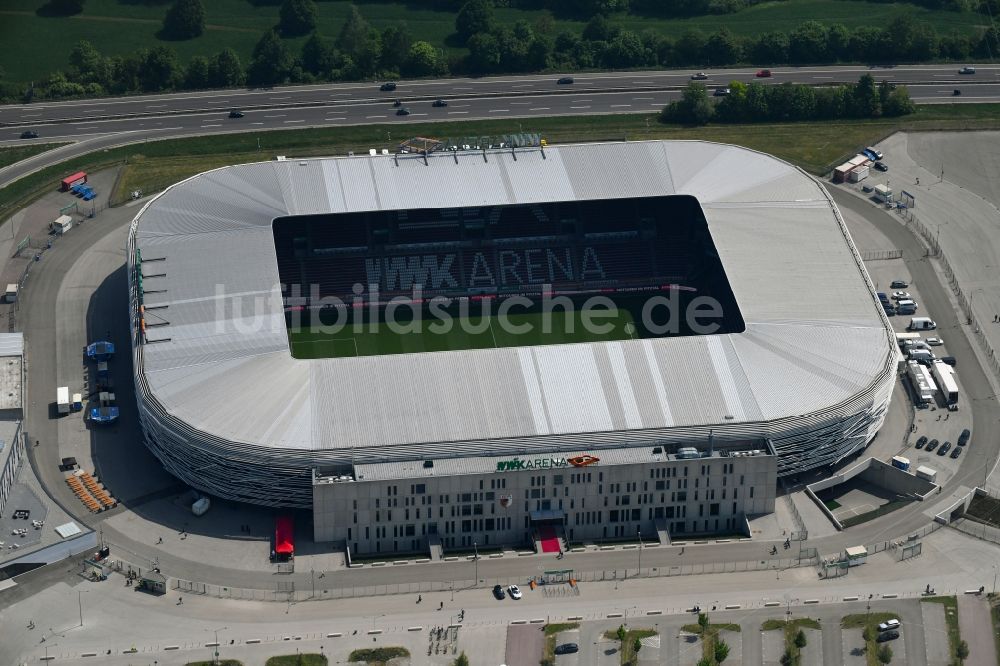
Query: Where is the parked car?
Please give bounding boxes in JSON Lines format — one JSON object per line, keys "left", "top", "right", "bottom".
{"left": 877, "top": 619, "right": 900, "bottom": 632}
{"left": 713, "top": 87, "right": 731, "bottom": 96}
{"left": 877, "top": 630, "right": 900, "bottom": 642}
{"left": 926, "top": 439, "right": 939, "bottom": 452}
{"left": 396, "top": 107, "right": 411, "bottom": 116}
{"left": 958, "top": 428, "right": 971, "bottom": 446}
{"left": 554, "top": 644, "right": 579, "bottom": 655}
{"left": 691, "top": 72, "right": 709, "bottom": 80}
{"left": 915, "top": 436, "right": 928, "bottom": 449}
{"left": 890, "top": 280, "right": 908, "bottom": 288}
{"left": 938, "top": 441, "right": 952, "bottom": 456}
{"left": 866, "top": 146, "right": 885, "bottom": 160}
{"left": 892, "top": 291, "right": 910, "bottom": 300}
{"left": 951, "top": 447, "right": 962, "bottom": 459}
{"left": 557, "top": 76, "right": 575, "bottom": 84}
{"left": 883, "top": 305, "right": 897, "bottom": 316}
{"left": 228, "top": 110, "right": 244, "bottom": 118}
{"left": 380, "top": 82, "right": 397, "bottom": 91}
{"left": 492, "top": 584, "right": 506, "bottom": 600}
{"left": 20, "top": 130, "right": 38, "bottom": 139}
{"left": 756, "top": 69, "right": 772, "bottom": 77}
{"left": 939, "top": 356, "right": 957, "bottom": 367}
{"left": 432, "top": 99, "right": 448, "bottom": 107}
{"left": 926, "top": 337, "right": 944, "bottom": 346}
{"left": 959, "top": 66, "right": 976, "bottom": 74}
{"left": 508, "top": 584, "right": 522, "bottom": 600}
{"left": 874, "top": 162, "right": 889, "bottom": 172}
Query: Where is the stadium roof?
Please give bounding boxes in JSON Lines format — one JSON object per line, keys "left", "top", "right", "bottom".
{"left": 130, "top": 140, "right": 896, "bottom": 462}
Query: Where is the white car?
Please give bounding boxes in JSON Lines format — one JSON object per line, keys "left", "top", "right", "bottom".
{"left": 926, "top": 337, "right": 944, "bottom": 346}
{"left": 892, "top": 291, "right": 911, "bottom": 300}
{"left": 878, "top": 618, "right": 901, "bottom": 632}
{"left": 508, "top": 584, "right": 522, "bottom": 600}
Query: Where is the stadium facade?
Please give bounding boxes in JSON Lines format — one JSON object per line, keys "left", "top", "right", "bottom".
{"left": 128, "top": 140, "right": 897, "bottom": 551}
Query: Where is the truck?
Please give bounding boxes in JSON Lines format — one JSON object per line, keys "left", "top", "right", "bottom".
{"left": 907, "top": 360, "right": 938, "bottom": 404}
{"left": 56, "top": 386, "right": 70, "bottom": 415}
{"left": 908, "top": 317, "right": 936, "bottom": 331}
{"left": 4, "top": 284, "right": 17, "bottom": 303}
{"left": 895, "top": 332, "right": 922, "bottom": 346}
{"left": 51, "top": 214, "right": 73, "bottom": 235}
{"left": 891, "top": 455, "right": 911, "bottom": 471}
{"left": 85, "top": 341, "right": 115, "bottom": 362}
{"left": 915, "top": 466, "right": 937, "bottom": 483}
{"left": 931, "top": 360, "right": 959, "bottom": 407}
{"left": 88, "top": 391, "right": 119, "bottom": 424}
{"left": 849, "top": 165, "right": 869, "bottom": 183}
{"left": 873, "top": 184, "right": 893, "bottom": 204}
{"left": 71, "top": 393, "right": 83, "bottom": 412}
{"left": 191, "top": 497, "right": 211, "bottom": 516}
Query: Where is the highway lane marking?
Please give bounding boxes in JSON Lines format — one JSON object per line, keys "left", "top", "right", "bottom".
{"left": 649, "top": 103, "right": 663, "bottom": 106}
{"left": 200, "top": 124, "right": 221, "bottom": 128}
{"left": 449, "top": 104, "right": 470, "bottom": 108}
{"left": 146, "top": 104, "right": 166, "bottom": 108}
{"left": 489, "top": 109, "right": 509, "bottom": 112}
{"left": 510, "top": 102, "right": 531, "bottom": 105}
{"left": 163, "top": 127, "right": 182, "bottom": 130}
{"left": 572, "top": 99, "right": 593, "bottom": 102}
{"left": 270, "top": 96, "right": 291, "bottom": 100}
{"left": 367, "top": 115, "right": 387, "bottom": 119}
{"left": 251, "top": 122, "right": 264, "bottom": 125}
{"left": 22, "top": 113, "right": 40, "bottom": 117}
{"left": 283, "top": 119, "right": 305, "bottom": 123}
{"left": 76, "top": 126, "right": 97, "bottom": 130}
{"left": 610, "top": 104, "right": 631, "bottom": 108}
{"left": 634, "top": 96, "right": 654, "bottom": 100}
{"left": 447, "top": 111, "right": 469, "bottom": 114}
{"left": 453, "top": 87, "right": 474, "bottom": 91}
{"left": 326, "top": 117, "right": 346, "bottom": 121}
{"left": 570, "top": 105, "right": 591, "bottom": 109}
{"left": 529, "top": 107, "right": 550, "bottom": 111}
{"left": 407, "top": 113, "right": 428, "bottom": 116}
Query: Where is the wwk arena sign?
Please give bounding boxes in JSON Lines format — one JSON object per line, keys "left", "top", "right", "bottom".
{"left": 495, "top": 454, "right": 599, "bottom": 472}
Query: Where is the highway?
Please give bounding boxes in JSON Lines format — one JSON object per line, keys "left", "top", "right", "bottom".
{"left": 1, "top": 64, "right": 999, "bottom": 190}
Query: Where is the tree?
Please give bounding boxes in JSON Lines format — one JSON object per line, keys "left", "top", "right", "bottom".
{"left": 404, "top": 41, "right": 445, "bottom": 76}
{"left": 750, "top": 32, "right": 789, "bottom": 64}
{"left": 184, "top": 55, "right": 211, "bottom": 88}
{"left": 826, "top": 23, "right": 850, "bottom": 61}
{"left": 466, "top": 32, "right": 501, "bottom": 73}
{"left": 380, "top": 24, "right": 413, "bottom": 72}
{"left": 876, "top": 643, "right": 893, "bottom": 664}
{"left": 582, "top": 14, "right": 619, "bottom": 42}
{"left": 633, "top": 637, "right": 642, "bottom": 655}
{"left": 788, "top": 20, "right": 829, "bottom": 64}
{"left": 616, "top": 624, "right": 627, "bottom": 643}
{"left": 161, "top": 0, "right": 204, "bottom": 40}
{"left": 603, "top": 30, "right": 651, "bottom": 68}
{"left": 455, "top": 0, "right": 495, "bottom": 43}
{"left": 956, "top": 639, "right": 969, "bottom": 660}
{"left": 337, "top": 5, "right": 373, "bottom": 56}
{"left": 862, "top": 625, "right": 875, "bottom": 643}
{"left": 68, "top": 41, "right": 112, "bottom": 89}
{"left": 851, "top": 72, "right": 881, "bottom": 118}
{"left": 452, "top": 652, "right": 470, "bottom": 666}
{"left": 212, "top": 48, "right": 245, "bottom": 87}
{"left": 279, "top": 0, "right": 317, "bottom": 37}
{"left": 301, "top": 34, "right": 339, "bottom": 77}
{"left": 674, "top": 29, "right": 706, "bottom": 65}
{"left": 696, "top": 659, "right": 713, "bottom": 666}
{"left": 38, "top": 0, "right": 85, "bottom": 17}
{"left": 706, "top": 28, "right": 742, "bottom": 65}
{"left": 248, "top": 29, "right": 291, "bottom": 85}
{"left": 139, "top": 47, "right": 180, "bottom": 92}
{"left": 780, "top": 650, "right": 794, "bottom": 666}
{"left": 794, "top": 629, "right": 807, "bottom": 649}
{"left": 697, "top": 613, "right": 710, "bottom": 633}
{"left": 714, "top": 638, "right": 730, "bottom": 663}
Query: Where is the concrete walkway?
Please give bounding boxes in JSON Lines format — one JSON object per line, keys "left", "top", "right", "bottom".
{"left": 957, "top": 593, "right": 998, "bottom": 666}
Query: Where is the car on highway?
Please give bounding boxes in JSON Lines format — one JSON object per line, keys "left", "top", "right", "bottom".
{"left": 756, "top": 69, "right": 772, "bottom": 77}
{"left": 915, "top": 436, "right": 928, "bottom": 449}
{"left": 890, "top": 280, "right": 908, "bottom": 289}
{"left": 228, "top": 110, "right": 244, "bottom": 119}
{"left": 492, "top": 584, "right": 506, "bottom": 600}
{"left": 878, "top": 619, "right": 900, "bottom": 632}
{"left": 19, "top": 130, "right": 38, "bottom": 139}
{"left": 892, "top": 291, "right": 911, "bottom": 300}
{"left": 958, "top": 428, "right": 971, "bottom": 446}
{"left": 691, "top": 72, "right": 709, "bottom": 80}
{"left": 959, "top": 66, "right": 976, "bottom": 74}
{"left": 951, "top": 446, "right": 962, "bottom": 459}
{"left": 877, "top": 630, "right": 900, "bottom": 642}
{"left": 380, "top": 82, "right": 397, "bottom": 91}
{"left": 926, "top": 439, "right": 939, "bottom": 452}
{"left": 396, "top": 107, "right": 411, "bottom": 116}
{"left": 938, "top": 441, "right": 952, "bottom": 456}
{"left": 392, "top": 99, "right": 402, "bottom": 107}
{"left": 554, "top": 644, "right": 579, "bottom": 655}
{"left": 713, "top": 87, "right": 731, "bottom": 96}
{"left": 873, "top": 161, "right": 888, "bottom": 172}
{"left": 508, "top": 584, "right": 522, "bottom": 599}
{"left": 432, "top": 99, "right": 448, "bottom": 107}
{"left": 953, "top": 89, "right": 962, "bottom": 96}
{"left": 926, "top": 337, "right": 944, "bottom": 346}
{"left": 557, "top": 76, "right": 574, "bottom": 84}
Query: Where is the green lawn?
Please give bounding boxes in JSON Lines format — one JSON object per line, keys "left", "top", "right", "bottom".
{"left": 347, "top": 647, "right": 409, "bottom": 666}
{"left": 288, "top": 302, "right": 640, "bottom": 358}
{"left": 603, "top": 627, "right": 658, "bottom": 666}
{"left": 0, "top": 142, "right": 69, "bottom": 170}
{"left": 265, "top": 655, "right": 328, "bottom": 666}
{"left": 0, "top": 0, "right": 990, "bottom": 87}
{"left": 840, "top": 498, "right": 912, "bottom": 528}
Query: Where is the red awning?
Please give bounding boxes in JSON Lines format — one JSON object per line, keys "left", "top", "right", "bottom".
{"left": 61, "top": 171, "right": 87, "bottom": 187}
{"left": 275, "top": 515, "right": 294, "bottom": 555}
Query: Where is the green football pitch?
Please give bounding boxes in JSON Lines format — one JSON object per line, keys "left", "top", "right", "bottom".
{"left": 288, "top": 306, "right": 641, "bottom": 359}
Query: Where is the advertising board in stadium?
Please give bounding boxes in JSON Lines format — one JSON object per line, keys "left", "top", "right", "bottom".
{"left": 495, "top": 454, "right": 600, "bottom": 472}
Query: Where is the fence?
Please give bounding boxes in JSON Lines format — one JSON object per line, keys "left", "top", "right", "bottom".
{"left": 950, "top": 517, "right": 1000, "bottom": 545}
{"left": 170, "top": 553, "right": 821, "bottom": 603}
{"left": 859, "top": 249, "right": 904, "bottom": 261}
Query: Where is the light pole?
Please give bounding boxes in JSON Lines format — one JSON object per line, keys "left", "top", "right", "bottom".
{"left": 78, "top": 590, "right": 86, "bottom": 627}
{"left": 993, "top": 564, "right": 997, "bottom": 596}
{"left": 473, "top": 541, "right": 479, "bottom": 585}
{"left": 636, "top": 527, "right": 643, "bottom": 577}
{"left": 210, "top": 626, "right": 227, "bottom": 665}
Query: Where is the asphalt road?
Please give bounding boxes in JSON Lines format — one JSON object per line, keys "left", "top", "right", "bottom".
{"left": 1, "top": 64, "right": 999, "bottom": 189}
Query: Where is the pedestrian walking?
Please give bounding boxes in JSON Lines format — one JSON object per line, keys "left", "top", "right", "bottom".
{"left": 178, "top": 596, "right": 183, "bottom": 605}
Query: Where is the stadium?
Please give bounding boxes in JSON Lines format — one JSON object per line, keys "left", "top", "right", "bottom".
{"left": 127, "top": 139, "right": 897, "bottom": 549}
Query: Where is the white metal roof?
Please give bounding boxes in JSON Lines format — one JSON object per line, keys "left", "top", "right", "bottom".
{"left": 130, "top": 140, "right": 895, "bottom": 457}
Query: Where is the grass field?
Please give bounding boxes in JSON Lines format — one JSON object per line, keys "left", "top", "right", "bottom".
{"left": 287, "top": 303, "right": 640, "bottom": 358}
{"left": 0, "top": 142, "right": 68, "bottom": 170}
{"left": 0, "top": 0, "right": 990, "bottom": 86}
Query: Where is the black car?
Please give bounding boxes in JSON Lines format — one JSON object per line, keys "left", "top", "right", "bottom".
{"left": 554, "top": 643, "right": 579, "bottom": 655}
{"left": 890, "top": 280, "right": 908, "bottom": 289}
{"left": 380, "top": 82, "right": 397, "bottom": 91}
{"left": 557, "top": 76, "right": 574, "bottom": 84}
{"left": 228, "top": 110, "right": 244, "bottom": 118}
{"left": 915, "top": 436, "right": 928, "bottom": 449}
{"left": 926, "top": 439, "right": 938, "bottom": 452}
{"left": 958, "top": 428, "right": 971, "bottom": 446}
{"left": 392, "top": 99, "right": 402, "bottom": 107}
{"left": 713, "top": 87, "right": 731, "bottom": 97}
{"left": 883, "top": 305, "right": 897, "bottom": 316}
{"left": 939, "top": 356, "right": 957, "bottom": 367}
{"left": 874, "top": 162, "right": 888, "bottom": 172}
{"left": 938, "top": 441, "right": 952, "bottom": 456}
{"left": 492, "top": 584, "right": 506, "bottom": 600}
{"left": 396, "top": 107, "right": 411, "bottom": 116}
{"left": 951, "top": 447, "right": 962, "bottom": 459}
{"left": 432, "top": 99, "right": 448, "bottom": 107}
{"left": 876, "top": 630, "right": 900, "bottom": 642}
{"left": 20, "top": 130, "right": 38, "bottom": 139}
{"left": 953, "top": 89, "right": 962, "bottom": 96}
